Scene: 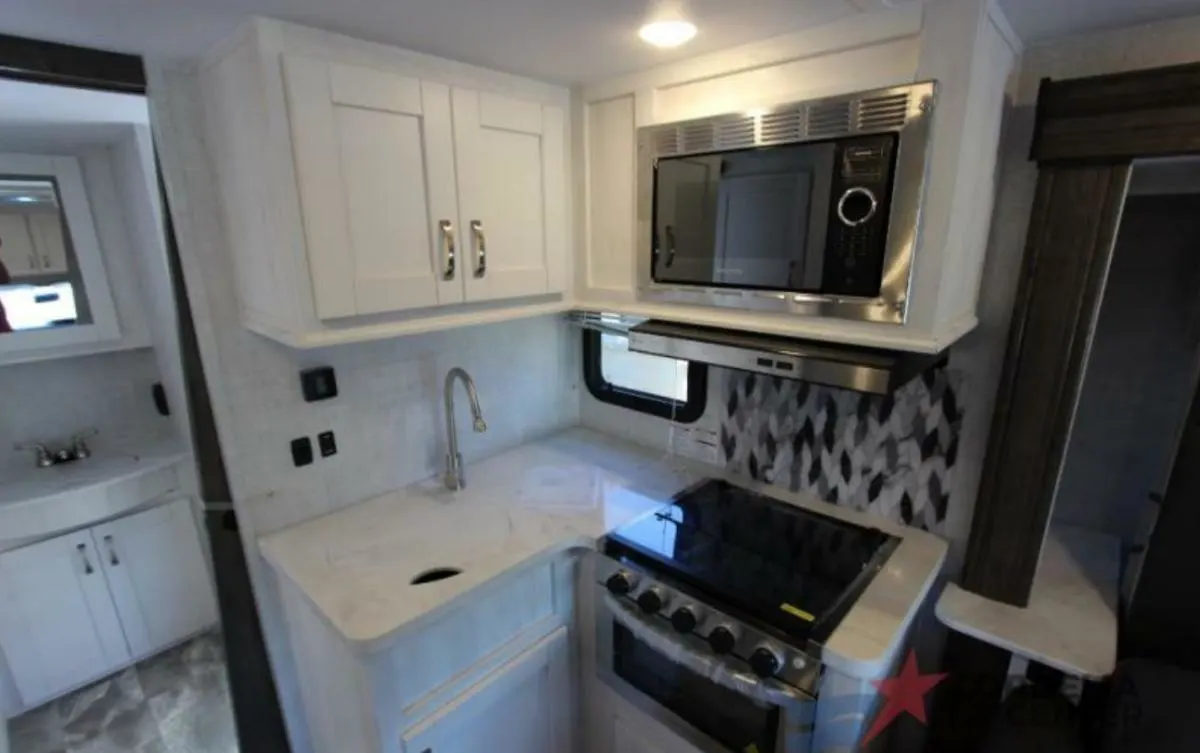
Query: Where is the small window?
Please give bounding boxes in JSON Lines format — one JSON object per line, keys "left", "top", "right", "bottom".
{"left": 583, "top": 330, "right": 707, "bottom": 422}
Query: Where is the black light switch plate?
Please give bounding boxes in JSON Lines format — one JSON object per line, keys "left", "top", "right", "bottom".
{"left": 318, "top": 431, "right": 337, "bottom": 458}
{"left": 290, "top": 437, "right": 313, "bottom": 467}
{"left": 300, "top": 366, "right": 338, "bottom": 402}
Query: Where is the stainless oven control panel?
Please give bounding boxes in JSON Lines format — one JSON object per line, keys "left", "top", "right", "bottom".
{"left": 595, "top": 554, "right": 822, "bottom": 695}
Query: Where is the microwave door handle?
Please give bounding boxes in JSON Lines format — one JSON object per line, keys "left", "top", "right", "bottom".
{"left": 603, "top": 593, "right": 811, "bottom": 709}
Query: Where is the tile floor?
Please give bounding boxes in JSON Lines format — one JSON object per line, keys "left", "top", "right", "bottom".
{"left": 6, "top": 633, "right": 238, "bottom": 753}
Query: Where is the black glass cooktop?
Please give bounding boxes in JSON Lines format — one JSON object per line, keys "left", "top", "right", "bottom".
{"left": 604, "top": 479, "right": 898, "bottom": 644}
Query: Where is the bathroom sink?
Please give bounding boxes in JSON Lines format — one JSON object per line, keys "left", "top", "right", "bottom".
{"left": 0, "top": 441, "right": 188, "bottom": 541}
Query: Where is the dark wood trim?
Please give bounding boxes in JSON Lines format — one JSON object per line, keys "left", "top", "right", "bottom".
{"left": 962, "top": 164, "right": 1130, "bottom": 605}
{"left": 1032, "top": 61, "right": 1200, "bottom": 162}
{"left": 927, "top": 633, "right": 1012, "bottom": 753}
{"left": 0, "top": 32, "right": 144, "bottom": 93}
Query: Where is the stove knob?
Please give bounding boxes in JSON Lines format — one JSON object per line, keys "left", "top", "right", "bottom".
{"left": 670, "top": 606, "right": 698, "bottom": 634}
{"left": 637, "top": 586, "right": 667, "bottom": 614}
{"left": 605, "top": 570, "right": 637, "bottom": 597}
{"left": 708, "top": 625, "right": 738, "bottom": 655}
{"left": 750, "top": 645, "right": 782, "bottom": 678}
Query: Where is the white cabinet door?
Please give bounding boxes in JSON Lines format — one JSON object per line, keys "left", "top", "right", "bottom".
{"left": 451, "top": 89, "right": 566, "bottom": 303}
{"left": 0, "top": 533, "right": 130, "bottom": 707}
{"left": 404, "top": 627, "right": 570, "bottom": 753}
{"left": 284, "top": 56, "right": 462, "bottom": 320}
{"left": 0, "top": 214, "right": 40, "bottom": 276}
{"left": 26, "top": 213, "right": 69, "bottom": 274}
{"left": 92, "top": 499, "right": 218, "bottom": 659}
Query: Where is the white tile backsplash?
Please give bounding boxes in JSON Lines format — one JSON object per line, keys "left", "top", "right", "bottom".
{"left": 0, "top": 348, "right": 168, "bottom": 452}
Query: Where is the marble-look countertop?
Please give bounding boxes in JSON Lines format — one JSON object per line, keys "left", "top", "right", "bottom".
{"left": 936, "top": 524, "right": 1120, "bottom": 680}
{"left": 261, "top": 428, "right": 948, "bottom": 678}
{"left": 0, "top": 438, "right": 188, "bottom": 543}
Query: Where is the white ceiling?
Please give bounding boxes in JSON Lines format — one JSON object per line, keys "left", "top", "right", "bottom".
{"left": 2, "top": 0, "right": 1200, "bottom": 84}
{"left": 1001, "top": 0, "right": 1200, "bottom": 42}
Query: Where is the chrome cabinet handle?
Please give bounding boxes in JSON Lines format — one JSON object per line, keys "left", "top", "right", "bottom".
{"left": 42, "top": 255, "right": 51, "bottom": 268}
{"left": 470, "top": 220, "right": 486, "bottom": 278}
{"left": 28, "top": 254, "right": 36, "bottom": 270}
{"left": 76, "top": 543, "right": 94, "bottom": 575}
{"left": 440, "top": 220, "right": 456, "bottom": 280}
{"left": 103, "top": 535, "right": 120, "bottom": 566}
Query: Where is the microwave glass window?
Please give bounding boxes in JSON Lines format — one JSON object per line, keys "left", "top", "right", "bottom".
{"left": 653, "top": 142, "right": 835, "bottom": 293}
{"left": 612, "top": 623, "right": 780, "bottom": 753}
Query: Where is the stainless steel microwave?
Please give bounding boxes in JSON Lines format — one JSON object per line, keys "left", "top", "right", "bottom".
{"left": 637, "top": 81, "right": 935, "bottom": 325}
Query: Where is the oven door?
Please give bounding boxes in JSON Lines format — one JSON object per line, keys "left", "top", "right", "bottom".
{"left": 594, "top": 582, "right": 815, "bottom": 753}
{"left": 651, "top": 142, "right": 835, "bottom": 293}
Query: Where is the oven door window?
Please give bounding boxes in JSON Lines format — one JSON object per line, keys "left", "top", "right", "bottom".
{"left": 613, "top": 623, "right": 779, "bottom": 752}
{"left": 652, "top": 143, "right": 835, "bottom": 293}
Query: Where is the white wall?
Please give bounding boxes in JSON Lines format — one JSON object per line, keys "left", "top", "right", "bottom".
{"left": 149, "top": 65, "right": 580, "bottom": 753}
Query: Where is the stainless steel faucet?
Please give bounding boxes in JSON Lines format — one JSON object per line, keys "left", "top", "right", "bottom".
{"left": 443, "top": 367, "right": 487, "bottom": 490}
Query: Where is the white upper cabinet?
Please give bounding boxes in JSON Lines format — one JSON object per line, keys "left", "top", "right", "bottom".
{"left": 453, "top": 89, "right": 566, "bottom": 303}
{"left": 283, "top": 57, "right": 462, "bottom": 319}
{"left": 27, "top": 214, "right": 69, "bottom": 275}
{"left": 0, "top": 214, "right": 39, "bottom": 276}
{"left": 201, "top": 20, "right": 571, "bottom": 348}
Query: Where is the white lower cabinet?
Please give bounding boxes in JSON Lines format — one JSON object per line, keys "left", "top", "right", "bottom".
{"left": 0, "top": 532, "right": 129, "bottom": 707}
{"left": 0, "top": 499, "right": 217, "bottom": 710}
{"left": 92, "top": 500, "right": 219, "bottom": 658}
{"left": 403, "top": 626, "right": 571, "bottom": 753}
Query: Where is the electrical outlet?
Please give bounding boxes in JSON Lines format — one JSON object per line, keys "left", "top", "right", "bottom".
{"left": 670, "top": 426, "right": 721, "bottom": 465}
{"left": 318, "top": 430, "right": 337, "bottom": 458}
{"left": 290, "top": 437, "right": 313, "bottom": 467}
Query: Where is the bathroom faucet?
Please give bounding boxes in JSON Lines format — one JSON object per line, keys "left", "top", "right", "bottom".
{"left": 443, "top": 367, "right": 487, "bottom": 490}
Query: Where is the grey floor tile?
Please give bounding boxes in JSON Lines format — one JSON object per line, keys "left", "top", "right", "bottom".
{"left": 57, "top": 669, "right": 144, "bottom": 747}
{"left": 137, "top": 645, "right": 190, "bottom": 702}
{"left": 11, "top": 634, "right": 238, "bottom": 753}
{"left": 8, "top": 704, "right": 67, "bottom": 753}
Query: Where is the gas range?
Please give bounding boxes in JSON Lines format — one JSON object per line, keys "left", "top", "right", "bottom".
{"left": 595, "top": 478, "right": 899, "bottom": 696}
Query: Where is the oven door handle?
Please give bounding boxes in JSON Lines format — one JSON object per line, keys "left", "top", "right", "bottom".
{"left": 604, "top": 593, "right": 813, "bottom": 709}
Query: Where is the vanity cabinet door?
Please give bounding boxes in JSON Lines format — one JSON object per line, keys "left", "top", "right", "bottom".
{"left": 283, "top": 56, "right": 462, "bottom": 320}
{"left": 0, "top": 214, "right": 40, "bottom": 277}
{"left": 26, "top": 213, "right": 69, "bottom": 274}
{"left": 451, "top": 88, "right": 565, "bottom": 303}
{"left": 403, "top": 626, "right": 570, "bottom": 753}
{"left": 0, "top": 533, "right": 130, "bottom": 707}
{"left": 93, "top": 499, "right": 218, "bottom": 659}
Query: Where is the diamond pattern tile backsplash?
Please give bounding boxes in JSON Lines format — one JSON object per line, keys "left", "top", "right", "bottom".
{"left": 718, "top": 363, "right": 965, "bottom": 532}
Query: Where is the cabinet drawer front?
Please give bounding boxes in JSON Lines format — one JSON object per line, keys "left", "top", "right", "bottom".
{"left": 401, "top": 626, "right": 569, "bottom": 753}
{"left": 379, "top": 561, "right": 557, "bottom": 712}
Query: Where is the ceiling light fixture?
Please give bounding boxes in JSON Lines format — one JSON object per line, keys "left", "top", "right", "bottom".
{"left": 639, "top": 1, "right": 697, "bottom": 49}
{"left": 12, "top": 196, "right": 36, "bottom": 203}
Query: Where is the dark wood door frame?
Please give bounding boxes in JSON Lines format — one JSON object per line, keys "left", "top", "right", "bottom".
{"left": 930, "top": 61, "right": 1200, "bottom": 753}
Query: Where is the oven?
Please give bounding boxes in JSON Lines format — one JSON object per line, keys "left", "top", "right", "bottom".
{"left": 592, "top": 559, "right": 820, "bottom": 753}
{"left": 636, "top": 81, "right": 935, "bottom": 325}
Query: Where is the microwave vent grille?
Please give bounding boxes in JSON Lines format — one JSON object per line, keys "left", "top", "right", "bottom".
{"left": 857, "top": 91, "right": 912, "bottom": 131}
{"left": 805, "top": 101, "right": 853, "bottom": 139}
{"left": 646, "top": 84, "right": 924, "bottom": 158}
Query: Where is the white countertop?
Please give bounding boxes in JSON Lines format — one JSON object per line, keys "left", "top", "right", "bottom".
{"left": 261, "top": 428, "right": 948, "bottom": 678}
{"left": 936, "top": 524, "right": 1120, "bottom": 680}
{"left": 0, "top": 439, "right": 188, "bottom": 542}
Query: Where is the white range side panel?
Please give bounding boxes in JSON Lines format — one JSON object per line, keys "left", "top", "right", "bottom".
{"left": 932, "top": 11, "right": 1017, "bottom": 338}
{"left": 908, "top": 0, "right": 1020, "bottom": 342}
{"left": 0, "top": 533, "right": 130, "bottom": 708}
{"left": 200, "top": 28, "right": 306, "bottom": 335}
{"left": 583, "top": 95, "right": 637, "bottom": 300}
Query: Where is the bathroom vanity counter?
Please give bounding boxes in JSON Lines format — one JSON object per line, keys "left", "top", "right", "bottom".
{"left": 0, "top": 439, "right": 188, "bottom": 543}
